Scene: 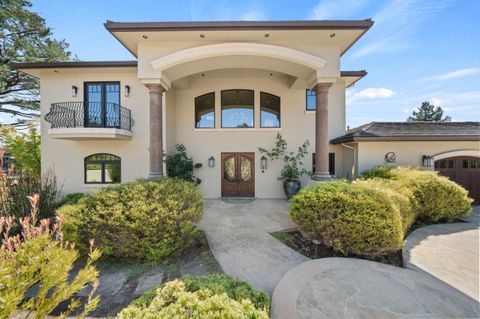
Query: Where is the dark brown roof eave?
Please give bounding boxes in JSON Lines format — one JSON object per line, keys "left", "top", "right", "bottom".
{"left": 9, "top": 60, "right": 138, "bottom": 69}
{"left": 104, "top": 19, "right": 374, "bottom": 32}
{"left": 330, "top": 135, "right": 480, "bottom": 144}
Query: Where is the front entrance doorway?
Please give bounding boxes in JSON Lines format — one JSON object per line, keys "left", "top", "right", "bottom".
{"left": 221, "top": 152, "right": 255, "bottom": 197}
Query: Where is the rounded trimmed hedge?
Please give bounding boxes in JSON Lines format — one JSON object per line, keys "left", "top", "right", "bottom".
{"left": 132, "top": 274, "right": 270, "bottom": 311}
{"left": 290, "top": 180, "right": 404, "bottom": 256}
{"left": 361, "top": 166, "right": 473, "bottom": 222}
{"left": 291, "top": 167, "right": 473, "bottom": 257}
{"left": 118, "top": 279, "right": 269, "bottom": 319}
{"left": 58, "top": 178, "right": 204, "bottom": 261}
{"left": 355, "top": 178, "right": 416, "bottom": 233}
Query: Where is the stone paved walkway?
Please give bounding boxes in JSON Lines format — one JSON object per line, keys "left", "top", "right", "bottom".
{"left": 271, "top": 258, "right": 479, "bottom": 319}
{"left": 198, "top": 199, "right": 308, "bottom": 295}
{"left": 403, "top": 205, "right": 480, "bottom": 301}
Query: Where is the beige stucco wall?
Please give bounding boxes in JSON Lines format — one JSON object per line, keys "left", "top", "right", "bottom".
{"left": 355, "top": 141, "right": 480, "bottom": 175}
{"left": 38, "top": 33, "right": 352, "bottom": 198}
{"left": 168, "top": 69, "right": 345, "bottom": 198}
{"left": 137, "top": 41, "right": 341, "bottom": 80}
{"left": 39, "top": 68, "right": 151, "bottom": 194}
{"left": 39, "top": 67, "right": 346, "bottom": 198}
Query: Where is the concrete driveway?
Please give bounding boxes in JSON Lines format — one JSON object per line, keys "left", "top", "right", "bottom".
{"left": 198, "top": 199, "right": 308, "bottom": 295}
{"left": 403, "top": 205, "right": 480, "bottom": 301}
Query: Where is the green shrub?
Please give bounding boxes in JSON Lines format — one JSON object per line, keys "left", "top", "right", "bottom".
{"left": 0, "top": 171, "right": 59, "bottom": 234}
{"left": 390, "top": 167, "right": 472, "bottom": 222}
{"left": 360, "top": 166, "right": 472, "bottom": 223}
{"left": 0, "top": 194, "right": 100, "bottom": 318}
{"left": 360, "top": 165, "right": 395, "bottom": 179}
{"left": 60, "top": 178, "right": 204, "bottom": 261}
{"left": 355, "top": 178, "right": 416, "bottom": 233}
{"left": 290, "top": 180, "right": 403, "bottom": 256}
{"left": 165, "top": 144, "right": 202, "bottom": 185}
{"left": 56, "top": 192, "right": 90, "bottom": 207}
{"left": 119, "top": 280, "right": 269, "bottom": 319}
{"left": 133, "top": 274, "right": 269, "bottom": 311}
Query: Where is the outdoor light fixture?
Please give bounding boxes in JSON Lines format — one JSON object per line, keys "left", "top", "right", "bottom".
{"left": 125, "top": 85, "right": 130, "bottom": 97}
{"left": 422, "top": 155, "right": 434, "bottom": 167}
{"left": 71, "top": 85, "right": 78, "bottom": 97}
{"left": 261, "top": 156, "right": 267, "bottom": 173}
{"left": 208, "top": 156, "right": 215, "bottom": 167}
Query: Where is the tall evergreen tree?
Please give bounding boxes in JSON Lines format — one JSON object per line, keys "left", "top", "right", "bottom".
{"left": 407, "top": 101, "right": 451, "bottom": 122}
{"left": 0, "top": 0, "right": 71, "bottom": 126}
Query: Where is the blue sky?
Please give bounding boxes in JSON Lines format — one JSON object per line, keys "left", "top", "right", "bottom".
{"left": 26, "top": 0, "right": 480, "bottom": 128}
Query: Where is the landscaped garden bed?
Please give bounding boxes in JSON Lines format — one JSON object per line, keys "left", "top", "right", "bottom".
{"left": 52, "top": 230, "right": 223, "bottom": 317}
{"left": 271, "top": 230, "right": 403, "bottom": 266}
{"left": 274, "top": 166, "right": 473, "bottom": 265}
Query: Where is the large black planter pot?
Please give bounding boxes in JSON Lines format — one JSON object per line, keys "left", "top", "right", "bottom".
{"left": 283, "top": 179, "right": 301, "bottom": 199}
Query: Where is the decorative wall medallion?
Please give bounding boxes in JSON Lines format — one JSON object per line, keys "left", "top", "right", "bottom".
{"left": 385, "top": 152, "right": 396, "bottom": 163}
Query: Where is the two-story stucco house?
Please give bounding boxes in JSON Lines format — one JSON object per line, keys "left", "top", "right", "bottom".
{"left": 11, "top": 20, "right": 480, "bottom": 201}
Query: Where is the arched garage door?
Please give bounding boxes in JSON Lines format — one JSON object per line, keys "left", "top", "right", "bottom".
{"left": 434, "top": 156, "right": 480, "bottom": 204}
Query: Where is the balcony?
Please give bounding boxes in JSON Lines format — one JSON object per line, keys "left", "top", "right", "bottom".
{"left": 44, "top": 102, "right": 134, "bottom": 140}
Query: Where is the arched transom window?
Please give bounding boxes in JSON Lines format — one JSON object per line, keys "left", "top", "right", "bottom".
{"left": 221, "top": 89, "right": 254, "bottom": 128}
{"left": 260, "top": 92, "right": 280, "bottom": 128}
{"left": 84, "top": 153, "right": 121, "bottom": 184}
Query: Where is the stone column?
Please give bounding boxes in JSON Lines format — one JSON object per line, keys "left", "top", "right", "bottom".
{"left": 311, "top": 83, "right": 332, "bottom": 181}
{"left": 146, "top": 84, "right": 165, "bottom": 178}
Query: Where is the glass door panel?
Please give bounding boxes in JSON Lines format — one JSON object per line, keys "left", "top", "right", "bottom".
{"left": 84, "top": 82, "right": 120, "bottom": 127}
{"left": 105, "top": 83, "right": 120, "bottom": 127}
{"left": 85, "top": 83, "right": 103, "bottom": 127}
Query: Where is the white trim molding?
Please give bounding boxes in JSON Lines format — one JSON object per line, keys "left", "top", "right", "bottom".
{"left": 48, "top": 128, "right": 133, "bottom": 140}
{"left": 432, "top": 149, "right": 480, "bottom": 161}
{"left": 151, "top": 42, "right": 327, "bottom": 72}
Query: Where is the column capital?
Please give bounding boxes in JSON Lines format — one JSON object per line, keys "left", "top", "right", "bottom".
{"left": 144, "top": 83, "right": 166, "bottom": 93}
{"left": 313, "top": 83, "right": 333, "bottom": 93}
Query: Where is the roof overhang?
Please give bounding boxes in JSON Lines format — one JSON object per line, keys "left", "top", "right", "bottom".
{"left": 331, "top": 135, "right": 480, "bottom": 144}
{"left": 104, "top": 19, "right": 374, "bottom": 58}
{"left": 9, "top": 61, "right": 137, "bottom": 78}
{"left": 340, "top": 70, "right": 367, "bottom": 88}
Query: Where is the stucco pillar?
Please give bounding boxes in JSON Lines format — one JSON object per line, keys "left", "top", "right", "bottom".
{"left": 311, "top": 83, "right": 332, "bottom": 181}
{"left": 146, "top": 84, "right": 165, "bottom": 178}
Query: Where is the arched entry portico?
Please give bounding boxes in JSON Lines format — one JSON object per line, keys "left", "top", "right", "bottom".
{"left": 143, "top": 42, "right": 337, "bottom": 181}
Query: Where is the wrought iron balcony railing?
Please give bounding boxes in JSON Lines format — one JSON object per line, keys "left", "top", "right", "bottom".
{"left": 45, "top": 102, "right": 134, "bottom": 131}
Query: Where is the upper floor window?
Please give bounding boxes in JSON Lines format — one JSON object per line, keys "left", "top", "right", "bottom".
{"left": 84, "top": 82, "right": 121, "bottom": 128}
{"left": 221, "top": 89, "right": 254, "bottom": 128}
{"left": 306, "top": 89, "right": 316, "bottom": 111}
{"left": 195, "top": 92, "right": 215, "bottom": 128}
{"left": 84, "top": 153, "right": 121, "bottom": 184}
{"left": 260, "top": 92, "right": 280, "bottom": 128}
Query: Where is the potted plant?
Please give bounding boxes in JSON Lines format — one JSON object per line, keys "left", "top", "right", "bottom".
{"left": 259, "top": 134, "right": 311, "bottom": 198}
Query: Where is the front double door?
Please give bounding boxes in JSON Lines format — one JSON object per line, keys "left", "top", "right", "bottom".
{"left": 221, "top": 152, "right": 255, "bottom": 197}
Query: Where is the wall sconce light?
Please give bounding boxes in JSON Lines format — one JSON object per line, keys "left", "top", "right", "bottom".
{"left": 261, "top": 156, "right": 267, "bottom": 173}
{"left": 422, "top": 155, "right": 434, "bottom": 167}
{"left": 125, "top": 85, "right": 130, "bottom": 97}
{"left": 208, "top": 156, "right": 215, "bottom": 167}
{"left": 71, "top": 85, "right": 78, "bottom": 97}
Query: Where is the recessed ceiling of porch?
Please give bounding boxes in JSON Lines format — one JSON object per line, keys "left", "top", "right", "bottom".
{"left": 165, "top": 55, "right": 314, "bottom": 89}
{"left": 150, "top": 42, "right": 329, "bottom": 89}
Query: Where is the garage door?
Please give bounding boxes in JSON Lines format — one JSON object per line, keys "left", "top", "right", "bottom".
{"left": 434, "top": 156, "right": 480, "bottom": 204}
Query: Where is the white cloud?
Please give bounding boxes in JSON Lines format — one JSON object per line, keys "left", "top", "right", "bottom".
{"left": 351, "top": 88, "right": 396, "bottom": 99}
{"left": 309, "top": 0, "right": 371, "bottom": 20}
{"left": 188, "top": 1, "right": 266, "bottom": 21}
{"left": 429, "top": 98, "right": 443, "bottom": 106}
{"left": 352, "top": 0, "right": 452, "bottom": 58}
{"left": 419, "top": 68, "right": 480, "bottom": 82}
{"left": 240, "top": 9, "right": 266, "bottom": 20}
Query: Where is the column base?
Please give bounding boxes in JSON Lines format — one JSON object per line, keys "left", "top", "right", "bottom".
{"left": 149, "top": 172, "right": 165, "bottom": 179}
{"left": 310, "top": 172, "right": 332, "bottom": 181}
